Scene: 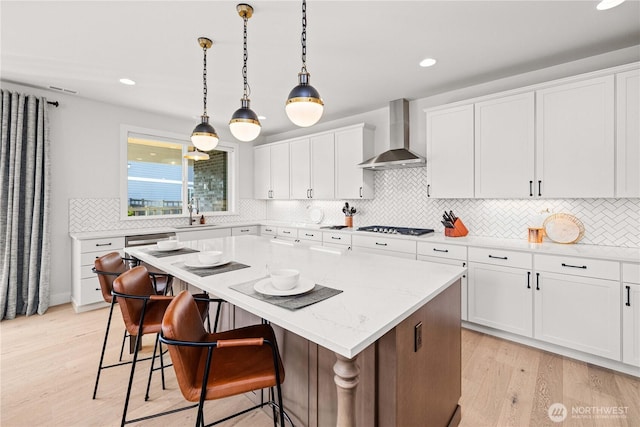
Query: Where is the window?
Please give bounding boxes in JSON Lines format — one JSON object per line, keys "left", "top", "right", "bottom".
{"left": 120, "top": 125, "right": 238, "bottom": 219}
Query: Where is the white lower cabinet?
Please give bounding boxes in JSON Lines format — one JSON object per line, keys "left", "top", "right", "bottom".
{"left": 468, "top": 262, "right": 533, "bottom": 337}
{"left": 231, "top": 226, "right": 258, "bottom": 236}
{"left": 351, "top": 235, "right": 416, "bottom": 259}
{"left": 623, "top": 263, "right": 640, "bottom": 367}
{"left": 534, "top": 271, "right": 620, "bottom": 361}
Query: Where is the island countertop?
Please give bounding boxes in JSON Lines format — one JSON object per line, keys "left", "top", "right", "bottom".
{"left": 127, "top": 235, "right": 466, "bottom": 359}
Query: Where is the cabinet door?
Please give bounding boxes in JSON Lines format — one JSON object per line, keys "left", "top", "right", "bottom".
{"left": 335, "top": 126, "right": 374, "bottom": 199}
{"left": 426, "top": 104, "right": 474, "bottom": 198}
{"left": 616, "top": 69, "right": 640, "bottom": 198}
{"left": 418, "top": 255, "right": 468, "bottom": 321}
{"left": 290, "top": 138, "right": 311, "bottom": 199}
{"left": 254, "top": 145, "right": 271, "bottom": 199}
{"left": 310, "top": 133, "right": 335, "bottom": 199}
{"left": 270, "top": 143, "right": 290, "bottom": 199}
{"left": 534, "top": 272, "right": 620, "bottom": 360}
{"left": 467, "top": 263, "right": 532, "bottom": 337}
{"left": 536, "top": 75, "right": 614, "bottom": 198}
{"left": 475, "top": 92, "right": 535, "bottom": 198}
{"left": 623, "top": 283, "right": 640, "bottom": 367}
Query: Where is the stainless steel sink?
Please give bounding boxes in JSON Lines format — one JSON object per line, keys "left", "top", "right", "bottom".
{"left": 174, "top": 223, "right": 217, "bottom": 229}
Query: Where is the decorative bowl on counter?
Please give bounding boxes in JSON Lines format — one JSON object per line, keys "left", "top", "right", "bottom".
{"left": 198, "top": 251, "right": 223, "bottom": 264}
{"left": 156, "top": 240, "right": 179, "bottom": 251}
{"left": 270, "top": 269, "right": 300, "bottom": 290}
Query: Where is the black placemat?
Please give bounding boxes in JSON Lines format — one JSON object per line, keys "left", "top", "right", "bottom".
{"left": 176, "top": 261, "right": 250, "bottom": 277}
{"left": 230, "top": 278, "right": 343, "bottom": 310}
{"left": 145, "top": 247, "right": 200, "bottom": 258}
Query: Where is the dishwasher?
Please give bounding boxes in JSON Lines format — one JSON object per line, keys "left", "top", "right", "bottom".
{"left": 124, "top": 232, "right": 176, "bottom": 248}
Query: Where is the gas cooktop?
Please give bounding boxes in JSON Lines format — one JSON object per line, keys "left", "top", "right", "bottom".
{"left": 357, "top": 225, "right": 434, "bottom": 236}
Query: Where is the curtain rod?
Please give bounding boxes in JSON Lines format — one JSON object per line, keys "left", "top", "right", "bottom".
{"left": 47, "top": 101, "right": 59, "bottom": 107}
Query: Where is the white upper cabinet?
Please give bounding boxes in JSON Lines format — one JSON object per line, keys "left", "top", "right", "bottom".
{"left": 426, "top": 104, "right": 474, "bottom": 198}
{"left": 289, "top": 138, "right": 312, "bottom": 199}
{"left": 253, "top": 143, "right": 290, "bottom": 199}
{"left": 616, "top": 69, "right": 640, "bottom": 198}
{"left": 474, "top": 92, "right": 535, "bottom": 198}
{"left": 290, "top": 133, "right": 335, "bottom": 200}
{"left": 535, "top": 75, "right": 615, "bottom": 198}
{"left": 335, "top": 125, "right": 374, "bottom": 199}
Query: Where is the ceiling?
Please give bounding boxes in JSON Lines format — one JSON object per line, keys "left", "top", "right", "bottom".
{"left": 2, "top": 1, "right": 639, "bottom": 138}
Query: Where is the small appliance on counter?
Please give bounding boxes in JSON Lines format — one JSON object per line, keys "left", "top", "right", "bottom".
{"left": 441, "top": 210, "right": 468, "bottom": 237}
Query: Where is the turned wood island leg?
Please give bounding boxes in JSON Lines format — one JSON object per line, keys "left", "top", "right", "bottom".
{"left": 333, "top": 354, "right": 360, "bottom": 427}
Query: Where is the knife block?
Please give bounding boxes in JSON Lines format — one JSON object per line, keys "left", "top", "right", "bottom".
{"left": 445, "top": 218, "right": 468, "bottom": 237}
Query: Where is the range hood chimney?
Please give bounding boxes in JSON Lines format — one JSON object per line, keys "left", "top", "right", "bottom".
{"left": 358, "top": 98, "right": 425, "bottom": 170}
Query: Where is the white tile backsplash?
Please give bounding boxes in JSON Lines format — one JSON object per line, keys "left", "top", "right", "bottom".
{"left": 266, "top": 168, "right": 640, "bottom": 248}
{"left": 70, "top": 168, "right": 638, "bottom": 248}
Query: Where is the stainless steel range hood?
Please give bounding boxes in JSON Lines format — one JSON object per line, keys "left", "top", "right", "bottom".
{"left": 358, "top": 98, "right": 426, "bottom": 170}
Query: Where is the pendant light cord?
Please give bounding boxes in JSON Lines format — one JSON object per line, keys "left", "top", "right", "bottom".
{"left": 242, "top": 14, "right": 251, "bottom": 99}
{"left": 301, "top": 0, "right": 307, "bottom": 73}
{"left": 202, "top": 44, "right": 208, "bottom": 116}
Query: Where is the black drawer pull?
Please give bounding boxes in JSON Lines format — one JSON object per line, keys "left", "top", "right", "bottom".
{"left": 240, "top": 229, "right": 250, "bottom": 232}
{"left": 265, "top": 228, "right": 273, "bottom": 232}
{"left": 527, "top": 271, "right": 531, "bottom": 289}
{"left": 95, "top": 242, "right": 112, "bottom": 247}
{"left": 433, "top": 248, "right": 449, "bottom": 253}
{"left": 489, "top": 255, "right": 508, "bottom": 260}
{"left": 561, "top": 263, "right": 587, "bottom": 269}
{"left": 331, "top": 236, "right": 341, "bottom": 240}
{"left": 95, "top": 288, "right": 100, "bottom": 291}
{"left": 375, "top": 242, "right": 388, "bottom": 246}
{"left": 305, "top": 233, "right": 314, "bottom": 237}
{"left": 626, "top": 286, "right": 631, "bottom": 307}
{"left": 282, "top": 231, "right": 291, "bottom": 234}
{"left": 536, "top": 272, "right": 540, "bottom": 291}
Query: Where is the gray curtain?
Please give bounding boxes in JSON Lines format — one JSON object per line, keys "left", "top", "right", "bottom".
{"left": 0, "top": 89, "right": 51, "bottom": 320}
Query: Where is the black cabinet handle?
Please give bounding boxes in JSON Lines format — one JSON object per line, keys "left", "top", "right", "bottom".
{"left": 95, "top": 288, "right": 100, "bottom": 291}
{"left": 462, "top": 262, "right": 466, "bottom": 267}
{"left": 529, "top": 181, "right": 533, "bottom": 197}
{"left": 265, "top": 228, "right": 273, "bottom": 232}
{"left": 489, "top": 255, "right": 508, "bottom": 260}
{"left": 310, "top": 189, "right": 313, "bottom": 198}
{"left": 95, "top": 242, "right": 112, "bottom": 247}
{"left": 282, "top": 231, "right": 291, "bottom": 234}
{"left": 240, "top": 229, "right": 250, "bottom": 232}
{"left": 561, "top": 263, "right": 587, "bottom": 269}
{"left": 626, "top": 286, "right": 631, "bottom": 307}
{"left": 359, "top": 187, "right": 363, "bottom": 198}
{"left": 527, "top": 271, "right": 531, "bottom": 289}
{"left": 538, "top": 180, "right": 542, "bottom": 197}
{"left": 427, "top": 184, "right": 431, "bottom": 198}
{"left": 331, "top": 236, "right": 342, "bottom": 240}
{"left": 304, "top": 233, "right": 314, "bottom": 237}
{"left": 375, "top": 242, "right": 388, "bottom": 246}
{"left": 433, "top": 248, "right": 449, "bottom": 253}
{"left": 536, "top": 272, "right": 540, "bottom": 291}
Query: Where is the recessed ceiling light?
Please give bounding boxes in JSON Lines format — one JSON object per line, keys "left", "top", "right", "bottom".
{"left": 419, "top": 58, "right": 437, "bottom": 68}
{"left": 149, "top": 152, "right": 157, "bottom": 156}
{"left": 135, "top": 157, "right": 142, "bottom": 161}
{"left": 119, "top": 78, "right": 136, "bottom": 85}
{"left": 596, "top": 0, "right": 625, "bottom": 10}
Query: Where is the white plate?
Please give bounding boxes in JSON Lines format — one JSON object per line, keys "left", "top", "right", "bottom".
{"left": 154, "top": 243, "right": 185, "bottom": 252}
{"left": 184, "top": 258, "right": 230, "bottom": 268}
{"left": 254, "top": 277, "right": 315, "bottom": 296}
{"left": 309, "top": 207, "right": 324, "bottom": 224}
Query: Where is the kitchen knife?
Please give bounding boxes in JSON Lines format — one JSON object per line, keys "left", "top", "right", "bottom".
{"left": 443, "top": 211, "right": 453, "bottom": 223}
{"left": 449, "top": 210, "right": 457, "bottom": 222}
{"left": 441, "top": 220, "right": 454, "bottom": 228}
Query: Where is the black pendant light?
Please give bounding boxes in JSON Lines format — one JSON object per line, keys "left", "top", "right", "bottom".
{"left": 229, "top": 3, "right": 261, "bottom": 142}
{"left": 285, "top": 0, "right": 324, "bottom": 127}
{"left": 191, "top": 37, "right": 219, "bottom": 151}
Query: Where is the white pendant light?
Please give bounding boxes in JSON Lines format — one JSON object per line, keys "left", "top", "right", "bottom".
{"left": 285, "top": 0, "right": 324, "bottom": 127}
{"left": 229, "top": 3, "right": 261, "bottom": 142}
{"left": 191, "top": 37, "right": 219, "bottom": 151}
{"left": 184, "top": 147, "right": 210, "bottom": 161}
{"left": 596, "top": 0, "right": 625, "bottom": 10}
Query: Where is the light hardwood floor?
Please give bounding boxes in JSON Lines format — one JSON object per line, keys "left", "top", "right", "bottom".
{"left": 1, "top": 303, "right": 638, "bottom": 426}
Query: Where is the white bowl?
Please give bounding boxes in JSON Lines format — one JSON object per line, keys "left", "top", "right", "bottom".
{"left": 270, "top": 269, "right": 300, "bottom": 290}
{"left": 198, "top": 251, "right": 223, "bottom": 265}
{"left": 157, "top": 240, "right": 179, "bottom": 250}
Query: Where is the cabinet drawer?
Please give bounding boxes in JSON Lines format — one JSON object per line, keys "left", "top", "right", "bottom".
{"left": 81, "top": 277, "right": 106, "bottom": 305}
{"left": 232, "top": 226, "right": 258, "bottom": 236}
{"left": 79, "top": 237, "right": 125, "bottom": 253}
{"left": 80, "top": 249, "right": 124, "bottom": 266}
{"left": 298, "top": 229, "right": 322, "bottom": 242}
{"left": 352, "top": 235, "right": 417, "bottom": 254}
{"left": 417, "top": 242, "right": 466, "bottom": 260}
{"left": 260, "top": 225, "right": 277, "bottom": 236}
{"left": 277, "top": 227, "right": 298, "bottom": 238}
{"left": 469, "top": 247, "right": 531, "bottom": 269}
{"left": 623, "top": 263, "right": 640, "bottom": 284}
{"left": 535, "top": 254, "right": 619, "bottom": 280}
{"left": 322, "top": 232, "right": 351, "bottom": 246}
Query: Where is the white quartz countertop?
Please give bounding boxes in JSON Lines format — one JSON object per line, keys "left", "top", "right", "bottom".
{"left": 69, "top": 221, "right": 263, "bottom": 240}
{"left": 127, "top": 235, "right": 465, "bottom": 359}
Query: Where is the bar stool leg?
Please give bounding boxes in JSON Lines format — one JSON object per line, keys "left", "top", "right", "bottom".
{"left": 93, "top": 300, "right": 116, "bottom": 399}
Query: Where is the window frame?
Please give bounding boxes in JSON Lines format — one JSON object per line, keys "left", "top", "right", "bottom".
{"left": 119, "top": 124, "right": 239, "bottom": 220}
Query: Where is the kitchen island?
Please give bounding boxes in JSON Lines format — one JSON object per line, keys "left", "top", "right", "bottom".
{"left": 127, "top": 235, "right": 465, "bottom": 427}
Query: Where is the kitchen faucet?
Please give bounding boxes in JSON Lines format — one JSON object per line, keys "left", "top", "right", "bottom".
{"left": 187, "top": 197, "right": 199, "bottom": 225}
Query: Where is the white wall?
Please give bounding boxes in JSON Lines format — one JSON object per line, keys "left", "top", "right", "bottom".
{"left": 0, "top": 81, "right": 254, "bottom": 305}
